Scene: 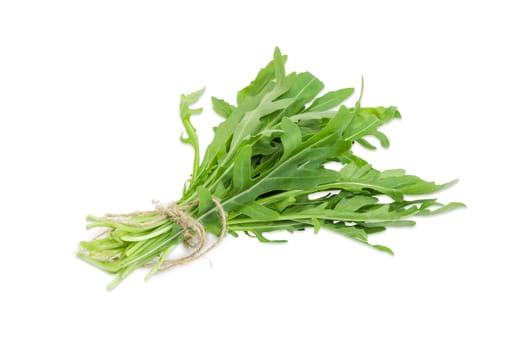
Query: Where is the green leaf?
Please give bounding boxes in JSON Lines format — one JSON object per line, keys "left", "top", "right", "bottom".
{"left": 273, "top": 47, "right": 286, "bottom": 85}
{"left": 180, "top": 88, "right": 205, "bottom": 181}
{"left": 380, "top": 169, "right": 406, "bottom": 177}
{"left": 372, "top": 131, "right": 390, "bottom": 148}
{"left": 232, "top": 144, "right": 252, "bottom": 192}
{"left": 237, "top": 50, "right": 287, "bottom": 103}
{"left": 306, "top": 88, "right": 355, "bottom": 112}
{"left": 372, "top": 245, "right": 394, "bottom": 255}
{"left": 196, "top": 186, "right": 213, "bottom": 214}
{"left": 361, "top": 220, "right": 416, "bottom": 228}
{"left": 312, "top": 217, "right": 321, "bottom": 233}
{"left": 237, "top": 202, "right": 279, "bottom": 221}
{"left": 212, "top": 97, "right": 236, "bottom": 119}
{"left": 229, "top": 95, "right": 294, "bottom": 153}
{"left": 280, "top": 117, "right": 302, "bottom": 160}
{"left": 418, "top": 202, "right": 466, "bottom": 216}
{"left": 401, "top": 179, "right": 459, "bottom": 195}
{"left": 249, "top": 231, "right": 288, "bottom": 243}
{"left": 214, "top": 181, "right": 229, "bottom": 199}
{"left": 357, "top": 137, "right": 377, "bottom": 150}
{"left": 324, "top": 224, "right": 394, "bottom": 254}
{"left": 275, "top": 72, "right": 324, "bottom": 117}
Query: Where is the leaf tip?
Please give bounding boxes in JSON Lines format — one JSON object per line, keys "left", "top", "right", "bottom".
{"left": 373, "top": 244, "right": 394, "bottom": 255}
{"left": 439, "top": 179, "right": 460, "bottom": 191}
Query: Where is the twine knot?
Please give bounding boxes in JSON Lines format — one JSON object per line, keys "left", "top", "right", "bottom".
{"left": 149, "top": 197, "right": 227, "bottom": 271}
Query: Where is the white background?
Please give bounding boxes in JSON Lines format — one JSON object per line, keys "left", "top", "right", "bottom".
{"left": 1, "top": 1, "right": 518, "bottom": 349}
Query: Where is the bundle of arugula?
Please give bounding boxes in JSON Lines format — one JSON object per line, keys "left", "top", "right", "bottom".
{"left": 79, "top": 48, "right": 464, "bottom": 289}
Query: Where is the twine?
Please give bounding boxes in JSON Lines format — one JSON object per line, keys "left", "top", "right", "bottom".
{"left": 143, "top": 197, "right": 227, "bottom": 272}
{"left": 96, "top": 197, "right": 227, "bottom": 273}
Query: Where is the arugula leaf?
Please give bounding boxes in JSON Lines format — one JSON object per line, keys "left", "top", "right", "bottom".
{"left": 211, "top": 97, "right": 235, "bottom": 119}
{"left": 180, "top": 88, "right": 205, "bottom": 180}
{"left": 306, "top": 88, "right": 355, "bottom": 112}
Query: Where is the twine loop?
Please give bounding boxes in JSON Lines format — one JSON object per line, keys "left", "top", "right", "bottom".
{"left": 145, "top": 197, "right": 227, "bottom": 271}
